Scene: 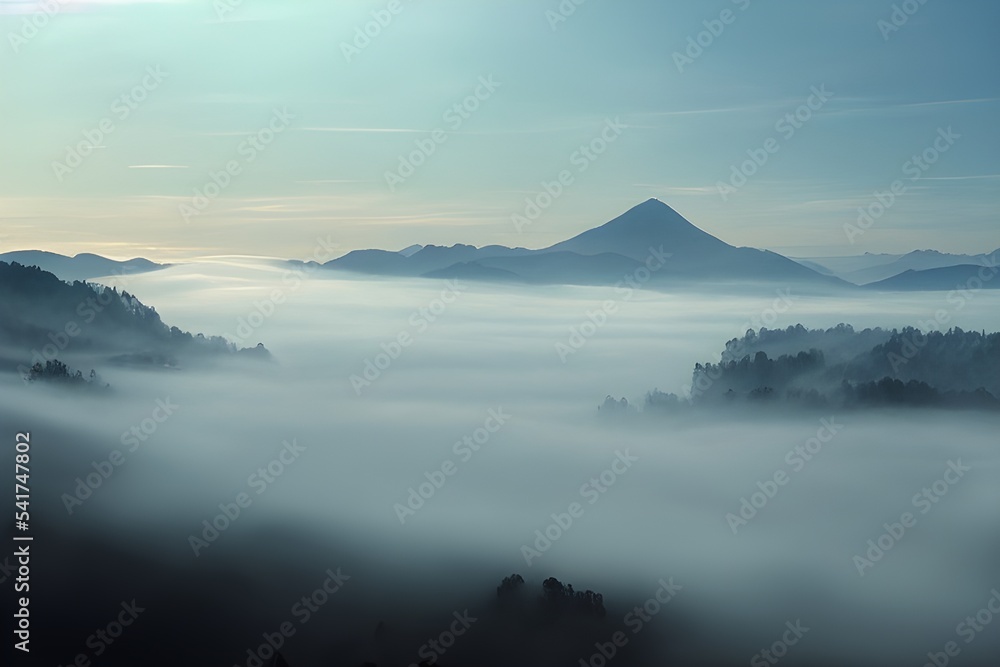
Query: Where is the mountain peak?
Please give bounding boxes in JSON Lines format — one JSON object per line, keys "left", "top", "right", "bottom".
{"left": 616, "top": 198, "right": 694, "bottom": 227}
{"left": 540, "top": 199, "right": 731, "bottom": 262}
{"left": 627, "top": 198, "right": 684, "bottom": 218}
{"left": 325, "top": 199, "right": 844, "bottom": 286}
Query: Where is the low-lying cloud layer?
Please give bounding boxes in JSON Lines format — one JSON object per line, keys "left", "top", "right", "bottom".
{"left": 3, "top": 260, "right": 999, "bottom": 665}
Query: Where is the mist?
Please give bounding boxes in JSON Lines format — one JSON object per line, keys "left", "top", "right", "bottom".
{"left": 4, "top": 260, "right": 999, "bottom": 666}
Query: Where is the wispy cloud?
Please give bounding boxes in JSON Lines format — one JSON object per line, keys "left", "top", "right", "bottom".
{"left": 632, "top": 184, "right": 719, "bottom": 196}
{"left": 920, "top": 174, "right": 1000, "bottom": 181}
{"left": 300, "top": 127, "right": 427, "bottom": 134}
{"left": 0, "top": 0, "right": 184, "bottom": 14}
{"left": 295, "top": 180, "right": 378, "bottom": 185}
{"left": 828, "top": 96, "right": 1000, "bottom": 118}
{"left": 634, "top": 103, "right": 778, "bottom": 117}
{"left": 898, "top": 97, "right": 1000, "bottom": 109}
{"left": 128, "top": 164, "right": 189, "bottom": 169}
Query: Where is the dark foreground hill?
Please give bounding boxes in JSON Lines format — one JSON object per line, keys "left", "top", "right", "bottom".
{"left": 0, "top": 261, "right": 267, "bottom": 377}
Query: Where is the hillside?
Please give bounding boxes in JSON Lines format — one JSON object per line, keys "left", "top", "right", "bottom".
{"left": 0, "top": 261, "right": 267, "bottom": 375}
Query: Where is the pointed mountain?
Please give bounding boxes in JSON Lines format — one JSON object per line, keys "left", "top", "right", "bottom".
{"left": 539, "top": 199, "right": 730, "bottom": 261}
{"left": 539, "top": 199, "right": 844, "bottom": 284}
{"left": 324, "top": 199, "right": 849, "bottom": 288}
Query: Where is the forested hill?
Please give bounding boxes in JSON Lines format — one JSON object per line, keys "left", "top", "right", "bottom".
{"left": 636, "top": 324, "right": 1000, "bottom": 413}
{"left": 0, "top": 261, "right": 267, "bottom": 372}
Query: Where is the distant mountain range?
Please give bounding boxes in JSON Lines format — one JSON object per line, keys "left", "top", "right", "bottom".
{"left": 4, "top": 200, "right": 994, "bottom": 292}
{"left": 0, "top": 250, "right": 167, "bottom": 283}
{"left": 864, "top": 264, "right": 1000, "bottom": 291}
{"left": 324, "top": 199, "right": 848, "bottom": 288}
{"left": 790, "top": 253, "right": 904, "bottom": 277}
{"left": 793, "top": 249, "right": 1000, "bottom": 287}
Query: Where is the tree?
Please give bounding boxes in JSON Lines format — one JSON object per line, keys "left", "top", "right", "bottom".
{"left": 497, "top": 574, "right": 524, "bottom": 597}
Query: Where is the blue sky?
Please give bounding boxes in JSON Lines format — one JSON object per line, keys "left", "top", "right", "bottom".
{"left": 0, "top": 0, "right": 997, "bottom": 260}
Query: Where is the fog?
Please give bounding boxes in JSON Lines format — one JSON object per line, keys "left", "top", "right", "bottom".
{"left": 4, "top": 260, "right": 1000, "bottom": 666}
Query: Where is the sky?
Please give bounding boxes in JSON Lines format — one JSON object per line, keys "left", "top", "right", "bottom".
{"left": 0, "top": 0, "right": 997, "bottom": 261}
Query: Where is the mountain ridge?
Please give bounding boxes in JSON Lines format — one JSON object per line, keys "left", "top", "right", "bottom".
{"left": 797, "top": 248, "right": 1000, "bottom": 285}
{"left": 0, "top": 250, "right": 168, "bottom": 284}
{"left": 864, "top": 263, "right": 1000, "bottom": 291}
{"left": 324, "top": 199, "right": 851, "bottom": 289}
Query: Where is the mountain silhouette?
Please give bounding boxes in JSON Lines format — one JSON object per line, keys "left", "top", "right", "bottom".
{"left": 840, "top": 249, "right": 1000, "bottom": 285}
{"left": 539, "top": 198, "right": 730, "bottom": 261}
{"left": 325, "top": 199, "right": 849, "bottom": 288}
{"left": 864, "top": 264, "right": 1000, "bottom": 291}
{"left": 0, "top": 250, "right": 166, "bottom": 283}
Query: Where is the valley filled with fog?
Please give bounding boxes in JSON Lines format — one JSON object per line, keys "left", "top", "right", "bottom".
{"left": 5, "top": 259, "right": 999, "bottom": 666}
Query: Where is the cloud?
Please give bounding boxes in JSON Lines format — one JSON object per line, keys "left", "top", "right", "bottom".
{"left": 128, "top": 164, "right": 189, "bottom": 169}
